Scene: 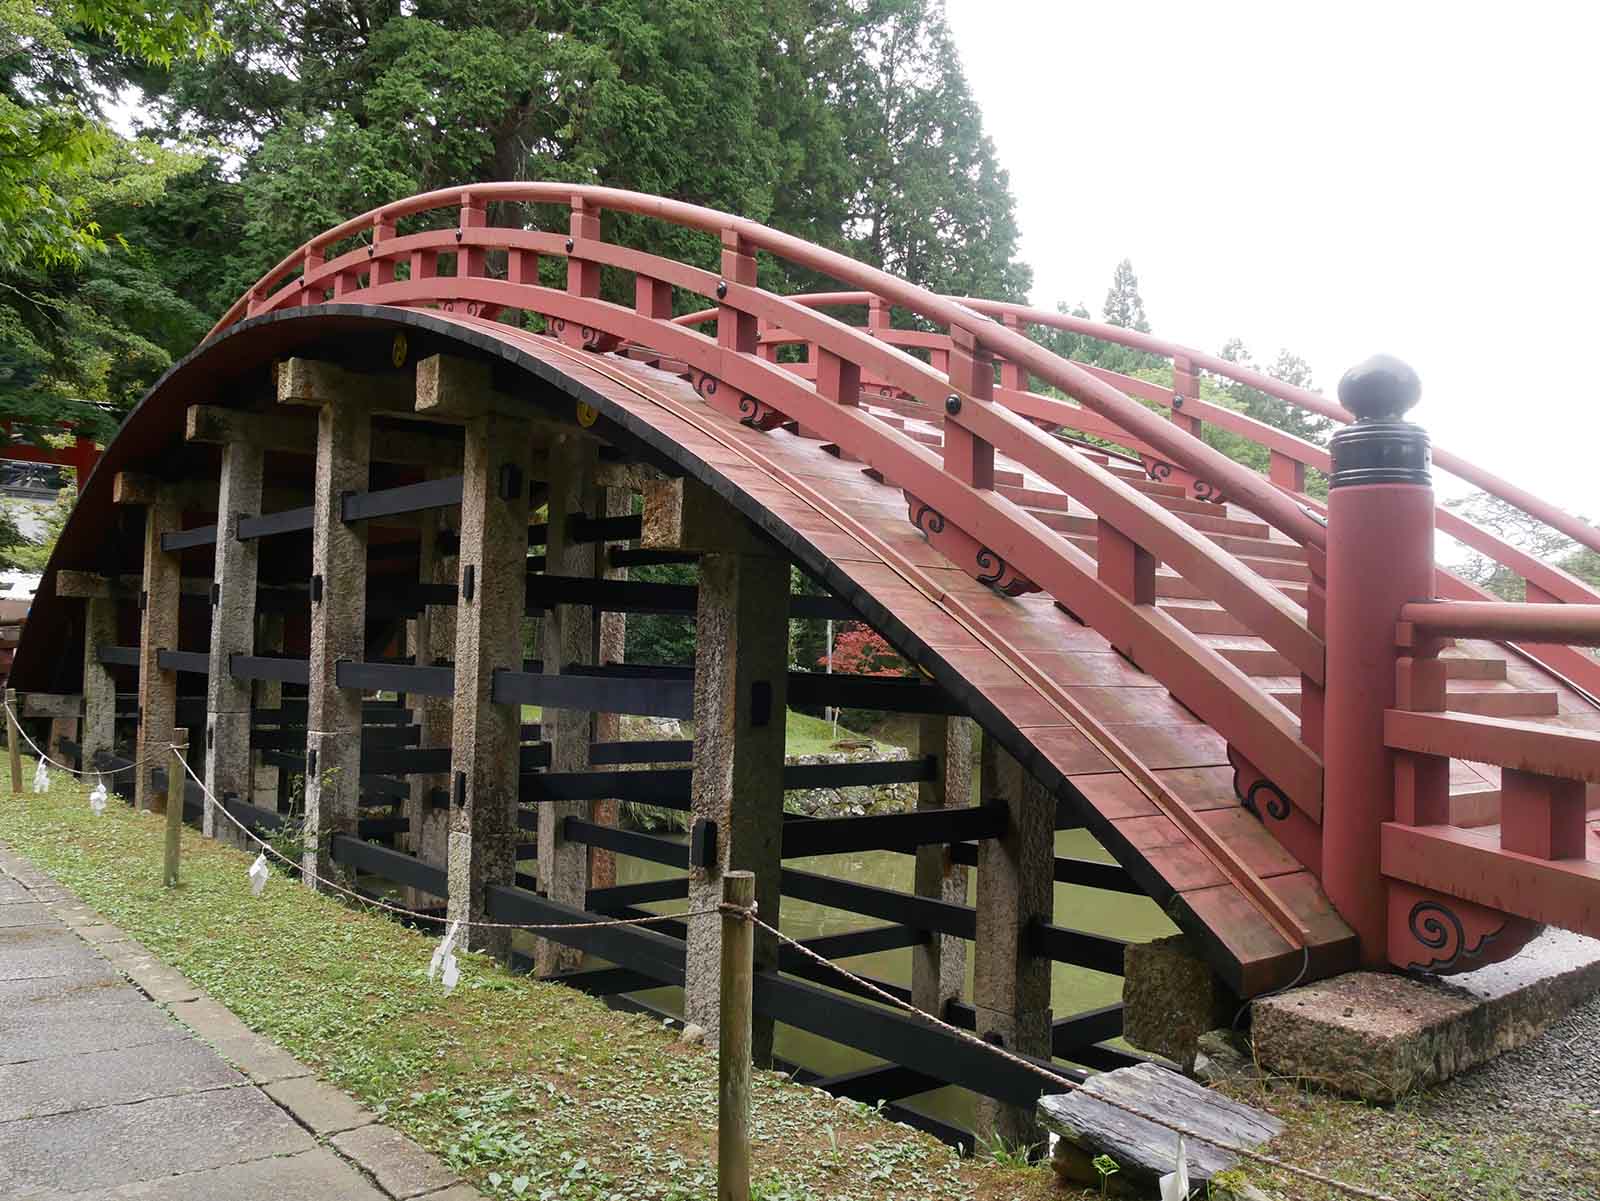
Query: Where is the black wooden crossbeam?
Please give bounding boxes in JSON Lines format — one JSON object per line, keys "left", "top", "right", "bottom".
{"left": 484, "top": 883, "right": 685, "bottom": 983}
{"left": 751, "top": 971, "right": 1045, "bottom": 1108}
{"left": 521, "top": 574, "right": 854, "bottom": 621}
{"left": 802, "top": 1063, "right": 942, "bottom": 1106}
{"left": 342, "top": 475, "right": 464, "bottom": 522}
{"left": 330, "top": 834, "right": 446, "bottom": 897}
{"left": 363, "top": 746, "right": 451, "bottom": 775}
{"left": 562, "top": 819, "right": 687, "bottom": 869}
{"left": 591, "top": 739, "right": 692, "bottom": 765}
{"left": 232, "top": 655, "right": 310, "bottom": 685}
{"left": 97, "top": 645, "right": 140, "bottom": 667}
{"left": 492, "top": 669, "right": 693, "bottom": 718}
{"left": 336, "top": 661, "right": 454, "bottom": 696}
{"left": 779, "top": 805, "right": 1003, "bottom": 859}
{"left": 942, "top": 842, "right": 1140, "bottom": 893}
{"left": 237, "top": 506, "right": 313, "bottom": 540}
{"left": 588, "top": 879, "right": 688, "bottom": 909}
{"left": 155, "top": 649, "right": 210, "bottom": 674}
{"left": 609, "top": 547, "right": 696, "bottom": 569}
{"left": 1027, "top": 918, "right": 1129, "bottom": 976}
{"left": 781, "top": 757, "right": 938, "bottom": 790}
{"left": 545, "top": 966, "right": 665, "bottom": 997}
{"left": 785, "top": 671, "right": 960, "bottom": 714}
{"left": 523, "top": 768, "right": 691, "bottom": 806}
{"left": 159, "top": 525, "right": 219, "bottom": 552}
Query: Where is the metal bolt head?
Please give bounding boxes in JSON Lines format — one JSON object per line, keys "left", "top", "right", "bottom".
{"left": 1172, "top": 393, "right": 1184, "bottom": 409}
{"left": 716, "top": 279, "right": 728, "bottom": 299}
{"left": 565, "top": 237, "right": 575, "bottom": 253}
{"left": 1338, "top": 354, "right": 1422, "bottom": 421}
{"left": 944, "top": 394, "right": 961, "bottom": 415}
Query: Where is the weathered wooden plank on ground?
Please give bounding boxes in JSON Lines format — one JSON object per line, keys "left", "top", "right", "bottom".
{"left": 1038, "top": 1062, "right": 1282, "bottom": 1189}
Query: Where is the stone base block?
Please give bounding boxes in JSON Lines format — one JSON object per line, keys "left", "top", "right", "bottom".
{"left": 1252, "top": 929, "right": 1600, "bottom": 1102}
{"left": 1122, "top": 934, "right": 1237, "bottom": 1068}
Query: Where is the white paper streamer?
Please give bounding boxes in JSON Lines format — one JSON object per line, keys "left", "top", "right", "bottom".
{"left": 88, "top": 775, "right": 108, "bottom": 814}
{"left": 248, "top": 853, "right": 270, "bottom": 897}
{"left": 1159, "top": 1134, "right": 1191, "bottom": 1201}
{"left": 429, "top": 920, "right": 461, "bottom": 992}
{"left": 31, "top": 758, "right": 48, "bottom": 794}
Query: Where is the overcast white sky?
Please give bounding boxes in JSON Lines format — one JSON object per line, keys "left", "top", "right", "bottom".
{"left": 944, "top": 1, "right": 1598, "bottom": 520}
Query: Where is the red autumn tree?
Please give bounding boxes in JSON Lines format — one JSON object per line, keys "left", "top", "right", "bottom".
{"left": 820, "top": 623, "right": 912, "bottom": 677}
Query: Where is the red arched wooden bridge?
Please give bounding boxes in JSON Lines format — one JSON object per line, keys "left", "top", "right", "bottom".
{"left": 10, "top": 184, "right": 1598, "bottom": 1038}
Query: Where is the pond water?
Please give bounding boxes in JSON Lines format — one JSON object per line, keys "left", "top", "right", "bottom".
{"left": 609, "top": 829, "right": 1177, "bottom": 1131}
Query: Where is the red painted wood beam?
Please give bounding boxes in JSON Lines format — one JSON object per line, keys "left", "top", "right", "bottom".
{"left": 1384, "top": 709, "right": 1600, "bottom": 783}
{"left": 1382, "top": 822, "right": 1600, "bottom": 938}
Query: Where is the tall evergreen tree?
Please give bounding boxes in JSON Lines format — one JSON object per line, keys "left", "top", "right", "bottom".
{"left": 1102, "top": 257, "right": 1150, "bottom": 332}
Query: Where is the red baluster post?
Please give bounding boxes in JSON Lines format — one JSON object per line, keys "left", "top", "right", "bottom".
{"left": 1321, "top": 355, "right": 1433, "bottom": 966}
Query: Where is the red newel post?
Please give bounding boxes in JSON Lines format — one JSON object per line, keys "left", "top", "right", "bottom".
{"left": 1321, "top": 354, "right": 1432, "bottom": 967}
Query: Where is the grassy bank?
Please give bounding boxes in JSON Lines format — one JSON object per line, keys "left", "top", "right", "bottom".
{"left": 0, "top": 767, "right": 1049, "bottom": 1201}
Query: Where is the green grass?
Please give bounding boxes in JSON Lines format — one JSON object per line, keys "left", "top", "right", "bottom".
{"left": 0, "top": 765, "right": 1038, "bottom": 1201}
{"left": 783, "top": 709, "right": 883, "bottom": 757}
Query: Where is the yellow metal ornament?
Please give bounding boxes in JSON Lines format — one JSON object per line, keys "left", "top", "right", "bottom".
{"left": 391, "top": 333, "right": 409, "bottom": 368}
{"left": 576, "top": 401, "right": 599, "bottom": 428}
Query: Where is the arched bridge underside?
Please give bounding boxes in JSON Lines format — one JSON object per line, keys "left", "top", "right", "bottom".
{"left": 12, "top": 185, "right": 1600, "bottom": 1140}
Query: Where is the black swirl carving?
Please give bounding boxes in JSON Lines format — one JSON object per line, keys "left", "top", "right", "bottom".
{"left": 1246, "top": 779, "right": 1290, "bottom": 821}
{"left": 1146, "top": 459, "right": 1173, "bottom": 482}
{"left": 975, "top": 547, "right": 1007, "bottom": 586}
{"left": 1193, "top": 478, "right": 1224, "bottom": 502}
{"left": 738, "top": 395, "right": 762, "bottom": 426}
{"left": 911, "top": 504, "right": 946, "bottom": 536}
{"left": 1408, "top": 901, "right": 1465, "bottom": 967}
{"left": 696, "top": 374, "right": 718, "bottom": 398}
{"left": 580, "top": 325, "right": 598, "bottom": 346}
{"left": 552, "top": 318, "right": 567, "bottom": 334}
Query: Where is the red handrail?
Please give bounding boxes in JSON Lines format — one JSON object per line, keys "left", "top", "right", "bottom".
{"left": 701, "top": 290, "right": 1600, "bottom": 563}
{"left": 210, "top": 183, "right": 1325, "bottom": 551}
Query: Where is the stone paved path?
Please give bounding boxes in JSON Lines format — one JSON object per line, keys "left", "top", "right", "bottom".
{"left": 0, "top": 845, "right": 477, "bottom": 1201}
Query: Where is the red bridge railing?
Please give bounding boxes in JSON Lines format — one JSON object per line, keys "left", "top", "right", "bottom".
{"left": 207, "top": 183, "right": 1599, "bottom": 918}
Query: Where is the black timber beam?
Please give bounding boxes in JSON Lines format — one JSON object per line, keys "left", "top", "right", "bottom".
{"left": 160, "top": 525, "right": 219, "bottom": 552}
{"left": 155, "top": 649, "right": 209, "bottom": 675}
{"left": 588, "top": 879, "right": 688, "bottom": 909}
{"left": 751, "top": 971, "right": 1046, "bottom": 1107}
{"left": 342, "top": 475, "right": 464, "bottom": 522}
{"left": 563, "top": 819, "right": 688, "bottom": 869}
{"left": 492, "top": 670, "right": 693, "bottom": 719}
{"left": 330, "top": 834, "right": 446, "bottom": 897}
{"left": 237, "top": 506, "right": 314, "bottom": 540}
{"left": 336, "top": 661, "right": 454, "bottom": 696}
{"left": 232, "top": 655, "right": 310, "bottom": 685}
{"left": 484, "top": 883, "right": 685, "bottom": 984}
{"left": 803, "top": 1063, "right": 942, "bottom": 1106}
{"left": 780, "top": 805, "right": 1004, "bottom": 859}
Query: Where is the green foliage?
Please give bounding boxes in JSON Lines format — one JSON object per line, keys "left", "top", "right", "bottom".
{"left": 623, "top": 561, "right": 698, "bottom": 666}
{"left": 1445, "top": 491, "right": 1600, "bottom": 601}
{"left": 1103, "top": 257, "right": 1150, "bottom": 333}
{"left": 4, "top": 484, "right": 74, "bottom": 570}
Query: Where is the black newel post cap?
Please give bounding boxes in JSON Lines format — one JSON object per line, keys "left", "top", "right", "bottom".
{"left": 1338, "top": 353, "right": 1422, "bottom": 421}
{"left": 1329, "top": 354, "right": 1430, "bottom": 488}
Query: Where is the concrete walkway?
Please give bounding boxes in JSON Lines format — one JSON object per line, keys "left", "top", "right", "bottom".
{"left": 0, "top": 844, "right": 478, "bottom": 1201}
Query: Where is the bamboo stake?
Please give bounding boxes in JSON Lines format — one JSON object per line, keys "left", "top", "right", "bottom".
{"left": 163, "top": 727, "right": 188, "bottom": 888}
{"left": 6, "top": 689, "right": 21, "bottom": 795}
{"left": 718, "top": 870, "right": 754, "bottom": 1201}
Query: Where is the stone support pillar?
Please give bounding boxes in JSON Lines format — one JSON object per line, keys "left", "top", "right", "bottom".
{"left": 588, "top": 483, "right": 631, "bottom": 890}
{"left": 205, "top": 439, "right": 264, "bottom": 844}
{"left": 300, "top": 397, "right": 370, "bottom": 886}
{"left": 251, "top": 612, "right": 284, "bottom": 809}
{"left": 972, "top": 739, "right": 1053, "bottom": 1149}
{"left": 536, "top": 435, "right": 598, "bottom": 975}
{"left": 446, "top": 412, "right": 534, "bottom": 956}
{"left": 407, "top": 466, "right": 457, "bottom": 908}
{"left": 118, "top": 474, "right": 180, "bottom": 813}
{"left": 912, "top": 714, "right": 972, "bottom": 1017}
{"left": 80, "top": 594, "right": 118, "bottom": 772}
{"left": 683, "top": 549, "right": 789, "bottom": 1065}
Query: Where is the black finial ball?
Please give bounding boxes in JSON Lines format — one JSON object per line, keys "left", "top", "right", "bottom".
{"left": 1337, "top": 354, "right": 1421, "bottom": 421}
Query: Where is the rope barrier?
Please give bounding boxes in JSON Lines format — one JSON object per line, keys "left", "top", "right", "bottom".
{"left": 8, "top": 711, "right": 1398, "bottom": 1198}
{"left": 3, "top": 702, "right": 167, "bottom": 779}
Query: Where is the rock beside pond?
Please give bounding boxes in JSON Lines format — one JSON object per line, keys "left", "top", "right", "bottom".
{"left": 782, "top": 744, "right": 916, "bottom": 818}
{"left": 1039, "top": 1062, "right": 1282, "bottom": 1195}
